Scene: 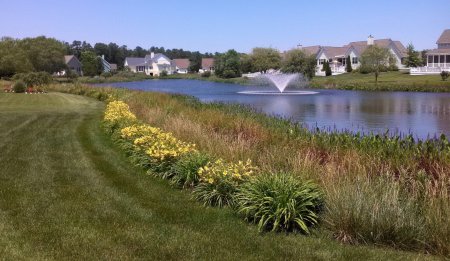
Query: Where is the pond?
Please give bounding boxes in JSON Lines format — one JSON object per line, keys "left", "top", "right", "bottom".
{"left": 97, "top": 79, "right": 450, "bottom": 140}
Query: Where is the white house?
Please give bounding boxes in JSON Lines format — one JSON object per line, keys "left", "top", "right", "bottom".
{"left": 301, "top": 35, "right": 407, "bottom": 76}
{"left": 410, "top": 29, "right": 450, "bottom": 75}
{"left": 124, "top": 52, "right": 176, "bottom": 76}
{"left": 173, "top": 58, "right": 190, "bottom": 74}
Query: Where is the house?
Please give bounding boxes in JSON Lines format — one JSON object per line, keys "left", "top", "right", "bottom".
{"left": 99, "top": 55, "right": 115, "bottom": 73}
{"left": 124, "top": 52, "right": 176, "bottom": 76}
{"left": 199, "top": 58, "right": 214, "bottom": 73}
{"left": 173, "top": 58, "right": 190, "bottom": 74}
{"left": 64, "top": 55, "right": 82, "bottom": 75}
{"left": 299, "top": 36, "right": 407, "bottom": 76}
{"left": 411, "top": 29, "right": 450, "bottom": 75}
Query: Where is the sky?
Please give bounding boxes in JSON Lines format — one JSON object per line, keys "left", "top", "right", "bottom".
{"left": 1, "top": 0, "right": 449, "bottom": 53}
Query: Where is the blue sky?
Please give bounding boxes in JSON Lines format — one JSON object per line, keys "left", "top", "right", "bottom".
{"left": 1, "top": 0, "right": 449, "bottom": 53}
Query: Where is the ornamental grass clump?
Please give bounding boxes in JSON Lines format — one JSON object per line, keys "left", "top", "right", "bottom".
{"left": 103, "top": 100, "right": 137, "bottom": 133}
{"left": 236, "top": 174, "right": 323, "bottom": 234}
{"left": 166, "top": 152, "right": 211, "bottom": 188}
{"left": 193, "top": 159, "right": 257, "bottom": 207}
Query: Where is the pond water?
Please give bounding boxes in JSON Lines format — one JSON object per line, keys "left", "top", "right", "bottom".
{"left": 97, "top": 79, "right": 450, "bottom": 140}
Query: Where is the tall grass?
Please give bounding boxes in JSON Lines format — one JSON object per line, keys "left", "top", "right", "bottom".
{"left": 49, "top": 83, "right": 450, "bottom": 256}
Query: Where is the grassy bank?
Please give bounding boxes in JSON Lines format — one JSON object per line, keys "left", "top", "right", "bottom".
{"left": 310, "top": 71, "right": 450, "bottom": 92}
{"left": 48, "top": 84, "right": 450, "bottom": 257}
{"left": 0, "top": 92, "right": 435, "bottom": 259}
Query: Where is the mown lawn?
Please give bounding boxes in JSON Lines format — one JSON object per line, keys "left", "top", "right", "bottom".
{"left": 310, "top": 71, "right": 450, "bottom": 91}
{"left": 0, "top": 92, "right": 438, "bottom": 260}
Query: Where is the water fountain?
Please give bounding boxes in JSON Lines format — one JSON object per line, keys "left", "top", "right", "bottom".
{"left": 238, "top": 72, "right": 319, "bottom": 95}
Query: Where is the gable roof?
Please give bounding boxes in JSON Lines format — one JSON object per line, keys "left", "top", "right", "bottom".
{"left": 301, "top": 45, "right": 321, "bottom": 56}
{"left": 145, "top": 53, "right": 171, "bottom": 62}
{"left": 437, "top": 29, "right": 450, "bottom": 44}
{"left": 346, "top": 39, "right": 407, "bottom": 58}
{"left": 320, "top": 46, "right": 348, "bottom": 59}
{"left": 125, "top": 57, "right": 146, "bottom": 67}
{"left": 173, "top": 59, "right": 190, "bottom": 69}
{"left": 64, "top": 55, "right": 81, "bottom": 67}
{"left": 201, "top": 58, "right": 214, "bottom": 69}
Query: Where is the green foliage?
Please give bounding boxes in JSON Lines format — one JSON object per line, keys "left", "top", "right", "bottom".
{"left": 0, "top": 36, "right": 66, "bottom": 77}
{"left": 281, "top": 49, "right": 317, "bottom": 79}
{"left": 214, "top": 49, "right": 241, "bottom": 78}
{"left": 160, "top": 70, "right": 168, "bottom": 77}
{"left": 360, "top": 45, "right": 392, "bottom": 82}
{"left": 12, "top": 72, "right": 52, "bottom": 87}
{"left": 81, "top": 51, "right": 103, "bottom": 77}
{"left": 441, "top": 71, "right": 449, "bottom": 81}
{"left": 13, "top": 80, "right": 26, "bottom": 93}
{"left": 323, "top": 61, "right": 332, "bottom": 76}
{"left": 193, "top": 182, "right": 237, "bottom": 208}
{"left": 237, "top": 174, "right": 322, "bottom": 233}
{"left": 167, "top": 152, "right": 211, "bottom": 188}
{"left": 240, "top": 54, "right": 253, "bottom": 73}
{"left": 404, "top": 44, "right": 422, "bottom": 68}
{"left": 188, "top": 52, "right": 202, "bottom": 72}
{"left": 249, "top": 48, "right": 282, "bottom": 73}
{"left": 346, "top": 55, "right": 353, "bottom": 72}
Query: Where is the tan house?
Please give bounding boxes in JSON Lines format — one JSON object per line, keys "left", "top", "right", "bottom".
{"left": 309, "top": 35, "right": 407, "bottom": 76}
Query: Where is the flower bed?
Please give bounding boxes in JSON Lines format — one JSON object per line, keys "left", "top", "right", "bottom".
{"left": 103, "top": 99, "right": 323, "bottom": 234}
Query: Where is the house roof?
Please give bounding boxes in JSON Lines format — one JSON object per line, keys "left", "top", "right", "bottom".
{"left": 426, "top": 48, "right": 450, "bottom": 55}
{"left": 64, "top": 55, "right": 81, "bottom": 67}
{"left": 320, "top": 46, "right": 348, "bottom": 59}
{"left": 201, "top": 58, "right": 214, "bottom": 69}
{"left": 437, "top": 29, "right": 450, "bottom": 44}
{"left": 346, "top": 39, "right": 407, "bottom": 58}
{"left": 145, "top": 53, "right": 171, "bottom": 62}
{"left": 64, "top": 55, "right": 74, "bottom": 64}
{"left": 125, "top": 57, "right": 146, "bottom": 67}
{"left": 173, "top": 59, "right": 190, "bottom": 69}
{"left": 301, "top": 46, "right": 321, "bottom": 56}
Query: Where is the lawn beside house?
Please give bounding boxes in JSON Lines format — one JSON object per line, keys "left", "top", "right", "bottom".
{"left": 0, "top": 92, "right": 440, "bottom": 260}
{"left": 310, "top": 71, "right": 450, "bottom": 92}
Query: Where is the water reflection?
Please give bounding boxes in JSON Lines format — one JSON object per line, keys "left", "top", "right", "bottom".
{"left": 97, "top": 80, "right": 450, "bottom": 140}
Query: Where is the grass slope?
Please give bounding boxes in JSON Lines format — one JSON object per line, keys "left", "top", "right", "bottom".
{"left": 0, "top": 92, "right": 437, "bottom": 260}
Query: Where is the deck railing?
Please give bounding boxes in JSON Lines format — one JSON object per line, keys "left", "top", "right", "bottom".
{"left": 410, "top": 66, "right": 450, "bottom": 75}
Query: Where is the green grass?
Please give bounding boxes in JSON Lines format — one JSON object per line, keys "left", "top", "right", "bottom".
{"left": 310, "top": 71, "right": 450, "bottom": 92}
{"left": 0, "top": 92, "right": 439, "bottom": 260}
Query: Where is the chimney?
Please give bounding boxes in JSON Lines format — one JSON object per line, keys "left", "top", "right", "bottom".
{"left": 150, "top": 52, "right": 155, "bottom": 58}
{"left": 101, "top": 54, "right": 105, "bottom": 60}
{"left": 367, "top": 35, "right": 374, "bottom": 45}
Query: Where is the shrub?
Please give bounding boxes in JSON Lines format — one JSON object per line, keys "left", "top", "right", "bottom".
{"left": 201, "top": 71, "right": 211, "bottom": 78}
{"left": 103, "top": 100, "right": 138, "bottom": 133}
{"left": 441, "top": 71, "right": 449, "bottom": 81}
{"left": 222, "top": 69, "right": 237, "bottom": 78}
{"left": 193, "top": 159, "right": 257, "bottom": 207}
{"left": 236, "top": 173, "right": 323, "bottom": 234}
{"left": 167, "top": 152, "right": 211, "bottom": 188}
{"left": 13, "top": 72, "right": 52, "bottom": 87}
{"left": 13, "top": 80, "right": 26, "bottom": 93}
{"left": 160, "top": 70, "right": 168, "bottom": 77}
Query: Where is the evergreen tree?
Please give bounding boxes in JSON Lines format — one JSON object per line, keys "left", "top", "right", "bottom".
{"left": 324, "top": 61, "right": 332, "bottom": 76}
{"left": 404, "top": 44, "right": 422, "bottom": 68}
{"left": 346, "top": 55, "right": 353, "bottom": 72}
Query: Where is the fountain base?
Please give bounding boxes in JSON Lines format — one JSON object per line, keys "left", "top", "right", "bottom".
{"left": 238, "top": 90, "right": 319, "bottom": 95}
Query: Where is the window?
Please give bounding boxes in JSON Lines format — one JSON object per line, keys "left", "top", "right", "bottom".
{"left": 440, "top": 55, "right": 445, "bottom": 63}
{"left": 428, "top": 56, "right": 433, "bottom": 63}
{"left": 352, "top": 57, "right": 358, "bottom": 64}
{"left": 446, "top": 55, "right": 450, "bottom": 63}
{"left": 319, "top": 59, "right": 325, "bottom": 65}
